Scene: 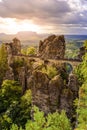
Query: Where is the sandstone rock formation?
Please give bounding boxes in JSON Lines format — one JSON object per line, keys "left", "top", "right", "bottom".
{"left": 28, "top": 71, "right": 50, "bottom": 114}
{"left": 5, "top": 38, "right": 21, "bottom": 55}
{"left": 38, "top": 35, "right": 65, "bottom": 59}
{"left": 5, "top": 38, "right": 21, "bottom": 66}
{"left": 48, "top": 75, "right": 63, "bottom": 112}
{"left": 68, "top": 73, "right": 79, "bottom": 99}
{"left": 59, "top": 89, "right": 73, "bottom": 119}
{"left": 3, "top": 67, "right": 14, "bottom": 80}
{"left": 3, "top": 37, "right": 79, "bottom": 123}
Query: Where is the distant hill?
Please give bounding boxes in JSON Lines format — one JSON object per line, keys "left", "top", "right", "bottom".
{"left": 0, "top": 31, "right": 43, "bottom": 44}
{"left": 65, "top": 35, "right": 87, "bottom": 41}
{"left": 0, "top": 32, "right": 87, "bottom": 45}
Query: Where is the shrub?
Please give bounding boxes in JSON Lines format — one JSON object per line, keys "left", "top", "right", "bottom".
{"left": 10, "top": 106, "right": 71, "bottom": 130}
{"left": 42, "top": 66, "right": 58, "bottom": 79}
{"left": 0, "top": 44, "right": 8, "bottom": 84}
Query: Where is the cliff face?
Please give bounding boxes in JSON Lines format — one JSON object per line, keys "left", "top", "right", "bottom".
{"left": 38, "top": 35, "right": 65, "bottom": 59}
{"left": 5, "top": 38, "right": 21, "bottom": 66}
{"left": 5, "top": 38, "right": 21, "bottom": 55}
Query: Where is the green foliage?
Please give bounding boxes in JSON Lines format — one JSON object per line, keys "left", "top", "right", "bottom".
{"left": 10, "top": 124, "right": 19, "bottom": 130}
{"left": 75, "top": 52, "right": 87, "bottom": 129}
{"left": 0, "top": 44, "right": 8, "bottom": 83}
{"left": 0, "top": 80, "right": 22, "bottom": 129}
{"left": 0, "top": 80, "right": 22, "bottom": 113}
{"left": 27, "top": 47, "right": 36, "bottom": 55}
{"left": 1, "top": 80, "right": 22, "bottom": 99}
{"left": 21, "top": 48, "right": 27, "bottom": 55}
{"left": 75, "top": 53, "right": 87, "bottom": 84}
{"left": 65, "top": 42, "right": 79, "bottom": 59}
{"left": 0, "top": 80, "right": 32, "bottom": 129}
{"left": 21, "top": 89, "right": 32, "bottom": 106}
{"left": 10, "top": 106, "right": 71, "bottom": 130}
{"left": 13, "top": 57, "right": 25, "bottom": 68}
{"left": 84, "top": 40, "right": 87, "bottom": 49}
{"left": 21, "top": 47, "right": 36, "bottom": 55}
{"left": 42, "top": 66, "right": 58, "bottom": 79}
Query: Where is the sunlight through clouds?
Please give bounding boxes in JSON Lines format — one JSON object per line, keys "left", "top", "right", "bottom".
{"left": 0, "top": 0, "right": 87, "bottom": 34}
{"left": 0, "top": 17, "right": 41, "bottom": 34}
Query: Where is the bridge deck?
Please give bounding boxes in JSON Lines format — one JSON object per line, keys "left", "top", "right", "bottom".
{"left": 13, "top": 54, "right": 81, "bottom": 67}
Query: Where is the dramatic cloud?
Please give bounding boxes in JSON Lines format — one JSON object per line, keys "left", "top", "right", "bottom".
{"left": 0, "top": 0, "right": 71, "bottom": 19}
{"left": 0, "top": 0, "right": 87, "bottom": 34}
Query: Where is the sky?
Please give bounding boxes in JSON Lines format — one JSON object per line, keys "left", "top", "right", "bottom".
{"left": 0, "top": 0, "right": 87, "bottom": 34}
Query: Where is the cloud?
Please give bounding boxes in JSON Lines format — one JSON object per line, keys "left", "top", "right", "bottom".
{"left": 0, "top": 0, "right": 87, "bottom": 34}
{"left": 0, "top": 0, "right": 71, "bottom": 22}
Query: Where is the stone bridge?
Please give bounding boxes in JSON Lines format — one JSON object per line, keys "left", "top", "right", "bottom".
{"left": 13, "top": 54, "right": 81, "bottom": 71}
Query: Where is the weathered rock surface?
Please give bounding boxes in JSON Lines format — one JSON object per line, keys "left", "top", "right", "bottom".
{"left": 3, "top": 37, "right": 79, "bottom": 122}
{"left": 48, "top": 75, "right": 63, "bottom": 112}
{"left": 18, "top": 67, "right": 27, "bottom": 94}
{"left": 38, "top": 35, "right": 65, "bottom": 59}
{"left": 68, "top": 73, "right": 79, "bottom": 99}
{"left": 3, "top": 67, "right": 14, "bottom": 80}
{"left": 28, "top": 71, "right": 50, "bottom": 114}
{"left": 59, "top": 89, "right": 73, "bottom": 119}
{"left": 5, "top": 38, "right": 21, "bottom": 55}
{"left": 5, "top": 38, "right": 21, "bottom": 66}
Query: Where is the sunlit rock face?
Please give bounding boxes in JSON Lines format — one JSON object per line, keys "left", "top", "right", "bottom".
{"left": 5, "top": 38, "right": 21, "bottom": 66}
{"left": 5, "top": 38, "right": 21, "bottom": 55}
{"left": 38, "top": 35, "right": 65, "bottom": 59}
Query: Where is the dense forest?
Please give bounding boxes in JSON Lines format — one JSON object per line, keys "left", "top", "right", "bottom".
{"left": 0, "top": 37, "right": 87, "bottom": 130}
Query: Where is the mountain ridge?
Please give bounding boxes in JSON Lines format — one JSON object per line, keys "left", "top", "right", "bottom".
{"left": 0, "top": 31, "right": 87, "bottom": 44}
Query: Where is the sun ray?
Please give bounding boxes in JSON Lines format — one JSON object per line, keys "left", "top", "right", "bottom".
{"left": 0, "top": 18, "right": 41, "bottom": 34}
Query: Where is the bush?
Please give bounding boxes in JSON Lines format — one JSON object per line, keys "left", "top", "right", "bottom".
{"left": 0, "top": 44, "right": 8, "bottom": 84}
{"left": 10, "top": 106, "right": 71, "bottom": 130}
{"left": 42, "top": 66, "right": 58, "bottom": 79}
{"left": 27, "top": 47, "right": 36, "bottom": 55}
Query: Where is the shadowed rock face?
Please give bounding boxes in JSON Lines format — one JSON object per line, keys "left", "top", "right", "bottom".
{"left": 38, "top": 35, "right": 65, "bottom": 59}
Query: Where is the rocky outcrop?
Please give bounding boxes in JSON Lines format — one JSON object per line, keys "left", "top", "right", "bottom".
{"left": 59, "top": 89, "right": 73, "bottom": 119}
{"left": 5, "top": 38, "right": 21, "bottom": 66}
{"left": 28, "top": 71, "right": 50, "bottom": 114}
{"left": 5, "top": 38, "right": 21, "bottom": 55}
{"left": 3, "top": 37, "right": 79, "bottom": 123}
{"left": 68, "top": 73, "right": 79, "bottom": 99}
{"left": 38, "top": 35, "right": 65, "bottom": 59}
{"left": 48, "top": 75, "right": 63, "bottom": 112}
{"left": 3, "top": 67, "right": 14, "bottom": 80}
